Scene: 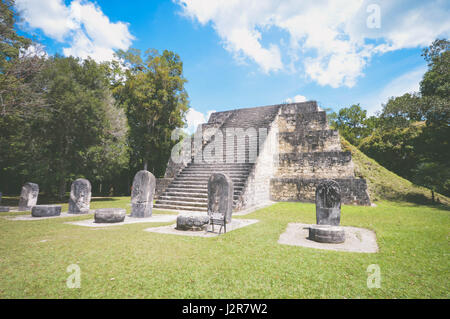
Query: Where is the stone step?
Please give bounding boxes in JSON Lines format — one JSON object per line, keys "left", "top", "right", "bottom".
{"left": 163, "top": 191, "right": 208, "bottom": 198}
{"left": 176, "top": 175, "right": 248, "bottom": 181}
{"left": 180, "top": 168, "right": 250, "bottom": 175}
{"left": 186, "top": 163, "right": 252, "bottom": 168}
{"left": 155, "top": 198, "right": 240, "bottom": 208}
{"left": 165, "top": 187, "right": 244, "bottom": 193}
{"left": 153, "top": 203, "right": 208, "bottom": 212}
{"left": 161, "top": 191, "right": 240, "bottom": 200}
{"left": 159, "top": 196, "right": 208, "bottom": 203}
{"left": 155, "top": 199, "right": 207, "bottom": 208}
{"left": 180, "top": 170, "right": 249, "bottom": 175}
{"left": 171, "top": 181, "right": 245, "bottom": 187}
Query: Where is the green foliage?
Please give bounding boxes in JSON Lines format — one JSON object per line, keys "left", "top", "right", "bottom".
{"left": 0, "top": 0, "right": 31, "bottom": 70}
{"left": 336, "top": 39, "right": 450, "bottom": 197}
{"left": 359, "top": 124, "right": 423, "bottom": 179}
{"left": 341, "top": 136, "right": 449, "bottom": 205}
{"left": 0, "top": 55, "right": 129, "bottom": 197}
{"left": 114, "top": 48, "right": 189, "bottom": 176}
{"left": 36, "top": 56, "right": 129, "bottom": 197}
{"left": 420, "top": 39, "right": 450, "bottom": 99}
{"left": 329, "top": 104, "right": 376, "bottom": 145}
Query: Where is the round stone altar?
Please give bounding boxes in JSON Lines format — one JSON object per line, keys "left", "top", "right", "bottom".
{"left": 176, "top": 213, "right": 210, "bottom": 231}
{"left": 31, "top": 205, "right": 62, "bottom": 217}
{"left": 94, "top": 208, "right": 126, "bottom": 224}
{"left": 308, "top": 225, "right": 346, "bottom": 244}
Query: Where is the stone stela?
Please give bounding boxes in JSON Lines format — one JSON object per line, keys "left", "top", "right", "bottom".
{"left": 130, "top": 170, "right": 156, "bottom": 218}
{"left": 308, "top": 180, "right": 346, "bottom": 244}
{"left": 18, "top": 182, "right": 39, "bottom": 211}
{"left": 207, "top": 173, "right": 233, "bottom": 234}
{"left": 68, "top": 178, "right": 92, "bottom": 214}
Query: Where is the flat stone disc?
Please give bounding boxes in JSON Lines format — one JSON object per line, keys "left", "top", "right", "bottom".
{"left": 308, "top": 225, "right": 345, "bottom": 244}
{"left": 31, "top": 205, "right": 62, "bottom": 217}
{"left": 94, "top": 208, "right": 126, "bottom": 224}
{"left": 176, "top": 213, "right": 210, "bottom": 231}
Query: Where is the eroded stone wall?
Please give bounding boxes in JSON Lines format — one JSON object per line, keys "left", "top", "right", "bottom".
{"left": 270, "top": 178, "right": 371, "bottom": 206}
{"left": 239, "top": 115, "right": 279, "bottom": 209}
{"left": 271, "top": 101, "right": 371, "bottom": 206}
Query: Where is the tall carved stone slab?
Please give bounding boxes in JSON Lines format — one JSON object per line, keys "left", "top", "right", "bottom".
{"left": 18, "top": 182, "right": 39, "bottom": 211}
{"left": 315, "top": 180, "right": 341, "bottom": 226}
{"left": 208, "top": 173, "right": 233, "bottom": 223}
{"left": 68, "top": 178, "right": 92, "bottom": 214}
{"left": 130, "top": 170, "right": 155, "bottom": 218}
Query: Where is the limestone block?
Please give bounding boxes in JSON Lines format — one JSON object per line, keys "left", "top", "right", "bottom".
{"left": 176, "top": 213, "right": 210, "bottom": 231}
{"left": 308, "top": 225, "right": 345, "bottom": 244}
{"left": 68, "top": 178, "right": 91, "bottom": 214}
{"left": 208, "top": 173, "right": 233, "bottom": 223}
{"left": 94, "top": 208, "right": 126, "bottom": 223}
{"left": 31, "top": 205, "right": 61, "bottom": 217}
{"left": 18, "top": 182, "right": 39, "bottom": 211}
{"left": 316, "top": 180, "right": 341, "bottom": 226}
{"left": 130, "top": 170, "right": 155, "bottom": 218}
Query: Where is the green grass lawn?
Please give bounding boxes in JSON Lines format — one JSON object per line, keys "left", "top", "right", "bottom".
{"left": 0, "top": 197, "right": 448, "bottom": 298}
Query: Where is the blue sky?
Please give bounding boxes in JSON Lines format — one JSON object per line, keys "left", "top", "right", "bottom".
{"left": 14, "top": 0, "right": 450, "bottom": 132}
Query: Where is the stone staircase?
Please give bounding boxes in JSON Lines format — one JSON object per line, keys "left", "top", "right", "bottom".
{"left": 154, "top": 105, "right": 280, "bottom": 212}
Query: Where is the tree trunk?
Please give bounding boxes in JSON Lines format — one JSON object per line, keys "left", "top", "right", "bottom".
{"left": 58, "top": 178, "right": 66, "bottom": 201}
{"left": 144, "top": 160, "right": 148, "bottom": 171}
{"left": 431, "top": 190, "right": 435, "bottom": 203}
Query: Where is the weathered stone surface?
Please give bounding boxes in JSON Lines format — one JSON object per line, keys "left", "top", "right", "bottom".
{"left": 0, "top": 206, "right": 9, "bottom": 212}
{"left": 308, "top": 225, "right": 345, "bottom": 244}
{"left": 31, "top": 205, "right": 61, "bottom": 217}
{"left": 158, "top": 100, "right": 371, "bottom": 212}
{"left": 176, "top": 213, "right": 210, "bottom": 231}
{"left": 270, "top": 178, "right": 371, "bottom": 206}
{"left": 94, "top": 208, "right": 126, "bottom": 223}
{"left": 155, "top": 178, "right": 173, "bottom": 198}
{"left": 208, "top": 173, "right": 233, "bottom": 223}
{"left": 316, "top": 180, "right": 341, "bottom": 226}
{"left": 277, "top": 152, "right": 355, "bottom": 178}
{"left": 130, "top": 170, "right": 155, "bottom": 218}
{"left": 68, "top": 178, "right": 92, "bottom": 214}
{"left": 18, "top": 182, "right": 39, "bottom": 211}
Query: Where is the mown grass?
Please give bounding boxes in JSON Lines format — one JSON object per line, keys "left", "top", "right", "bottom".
{"left": 0, "top": 197, "right": 448, "bottom": 298}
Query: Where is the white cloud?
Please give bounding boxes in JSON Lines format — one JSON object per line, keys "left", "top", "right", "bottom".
{"left": 176, "top": 0, "right": 450, "bottom": 87}
{"left": 363, "top": 66, "right": 427, "bottom": 115}
{"left": 15, "top": 0, "right": 134, "bottom": 62}
{"left": 20, "top": 43, "right": 48, "bottom": 58}
{"left": 185, "top": 108, "right": 211, "bottom": 134}
{"left": 285, "top": 94, "right": 307, "bottom": 103}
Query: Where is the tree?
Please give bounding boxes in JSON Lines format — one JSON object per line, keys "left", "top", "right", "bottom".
{"left": 0, "top": 0, "right": 46, "bottom": 116}
{"left": 34, "top": 56, "right": 129, "bottom": 198}
{"left": 420, "top": 38, "right": 449, "bottom": 99}
{"left": 0, "top": 0, "right": 47, "bottom": 194}
{"left": 114, "top": 49, "right": 189, "bottom": 176}
{"left": 329, "top": 104, "right": 375, "bottom": 146}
